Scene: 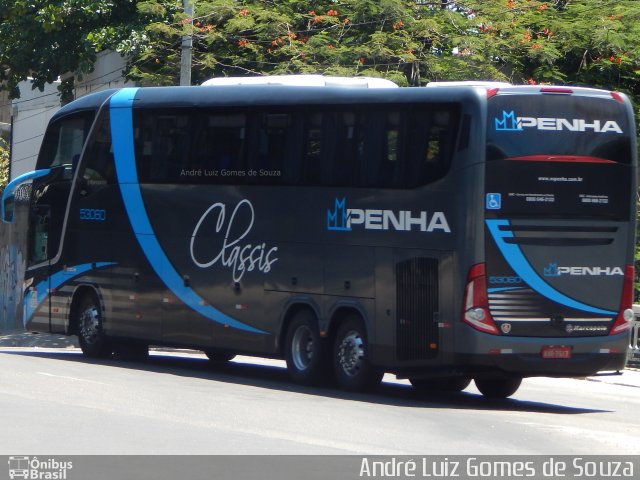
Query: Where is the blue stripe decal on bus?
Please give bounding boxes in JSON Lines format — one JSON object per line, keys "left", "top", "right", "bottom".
{"left": 487, "top": 287, "right": 526, "bottom": 294}
{"left": 109, "top": 88, "right": 266, "bottom": 335}
{"left": 24, "top": 262, "right": 115, "bottom": 323}
{"left": 486, "top": 219, "right": 615, "bottom": 315}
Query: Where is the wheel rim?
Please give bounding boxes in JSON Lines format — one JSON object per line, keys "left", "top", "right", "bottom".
{"left": 79, "top": 305, "right": 100, "bottom": 345}
{"left": 291, "top": 325, "right": 314, "bottom": 371}
{"left": 337, "top": 330, "right": 364, "bottom": 377}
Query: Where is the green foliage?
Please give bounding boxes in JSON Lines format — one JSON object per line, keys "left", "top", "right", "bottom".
{"left": 0, "top": 0, "right": 138, "bottom": 97}
{"left": 0, "top": 138, "right": 9, "bottom": 196}
{"left": 1, "top": 1, "right": 639, "bottom": 95}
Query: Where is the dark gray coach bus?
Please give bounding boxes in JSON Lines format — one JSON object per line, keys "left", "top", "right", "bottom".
{"left": 3, "top": 80, "right": 637, "bottom": 398}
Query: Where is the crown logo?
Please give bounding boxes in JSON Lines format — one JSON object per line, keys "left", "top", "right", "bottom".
{"left": 327, "top": 197, "right": 351, "bottom": 231}
{"left": 495, "top": 110, "right": 522, "bottom": 131}
{"left": 543, "top": 263, "right": 560, "bottom": 277}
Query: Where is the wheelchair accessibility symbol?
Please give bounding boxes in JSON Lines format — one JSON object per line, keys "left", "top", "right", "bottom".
{"left": 486, "top": 193, "right": 502, "bottom": 210}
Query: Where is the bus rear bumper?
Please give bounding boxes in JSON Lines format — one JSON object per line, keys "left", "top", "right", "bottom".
{"left": 393, "top": 332, "right": 629, "bottom": 379}
{"left": 459, "top": 331, "right": 628, "bottom": 378}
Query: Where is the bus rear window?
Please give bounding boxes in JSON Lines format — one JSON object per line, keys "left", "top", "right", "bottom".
{"left": 486, "top": 95, "right": 632, "bottom": 164}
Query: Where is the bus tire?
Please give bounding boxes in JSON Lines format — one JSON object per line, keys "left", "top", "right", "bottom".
{"left": 333, "top": 316, "right": 382, "bottom": 392}
{"left": 76, "top": 293, "right": 112, "bottom": 358}
{"left": 474, "top": 377, "right": 522, "bottom": 399}
{"left": 204, "top": 350, "right": 236, "bottom": 363}
{"left": 410, "top": 377, "right": 471, "bottom": 394}
{"left": 285, "top": 309, "right": 331, "bottom": 385}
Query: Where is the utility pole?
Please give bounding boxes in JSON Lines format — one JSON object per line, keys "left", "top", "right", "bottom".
{"left": 180, "top": 0, "right": 194, "bottom": 86}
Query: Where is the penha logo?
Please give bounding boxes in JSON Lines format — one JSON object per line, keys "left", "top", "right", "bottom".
{"left": 327, "top": 197, "right": 451, "bottom": 233}
{"left": 543, "top": 262, "right": 623, "bottom": 277}
{"left": 495, "top": 110, "right": 623, "bottom": 134}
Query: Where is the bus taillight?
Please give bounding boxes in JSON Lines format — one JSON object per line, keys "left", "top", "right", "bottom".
{"left": 486, "top": 88, "right": 500, "bottom": 99}
{"left": 610, "top": 264, "right": 635, "bottom": 335}
{"left": 463, "top": 263, "right": 499, "bottom": 335}
{"left": 610, "top": 91, "right": 624, "bottom": 103}
{"left": 540, "top": 87, "right": 573, "bottom": 94}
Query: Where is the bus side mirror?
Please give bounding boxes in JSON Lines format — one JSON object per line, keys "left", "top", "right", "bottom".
{"left": 1, "top": 168, "right": 53, "bottom": 224}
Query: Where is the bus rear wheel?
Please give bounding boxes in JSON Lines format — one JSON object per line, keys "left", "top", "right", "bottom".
{"left": 76, "top": 293, "right": 111, "bottom": 358}
{"left": 410, "top": 377, "right": 471, "bottom": 394}
{"left": 333, "top": 316, "right": 382, "bottom": 392}
{"left": 285, "top": 309, "right": 331, "bottom": 385}
{"left": 474, "top": 377, "right": 522, "bottom": 399}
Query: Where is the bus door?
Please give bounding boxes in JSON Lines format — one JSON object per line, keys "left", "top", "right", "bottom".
{"left": 484, "top": 89, "right": 635, "bottom": 339}
{"left": 24, "top": 111, "right": 94, "bottom": 332}
{"left": 25, "top": 167, "right": 74, "bottom": 331}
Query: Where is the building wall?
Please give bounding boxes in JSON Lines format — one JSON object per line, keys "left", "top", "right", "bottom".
{"left": 10, "top": 81, "right": 61, "bottom": 179}
{"left": 73, "top": 50, "right": 133, "bottom": 98}
{"left": 0, "top": 90, "right": 12, "bottom": 142}
{"left": 10, "top": 50, "right": 134, "bottom": 181}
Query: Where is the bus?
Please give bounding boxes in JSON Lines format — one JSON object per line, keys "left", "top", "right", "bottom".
{"left": 3, "top": 79, "right": 636, "bottom": 398}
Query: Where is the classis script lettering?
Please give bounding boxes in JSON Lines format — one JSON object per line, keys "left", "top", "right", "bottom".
{"left": 190, "top": 199, "right": 278, "bottom": 282}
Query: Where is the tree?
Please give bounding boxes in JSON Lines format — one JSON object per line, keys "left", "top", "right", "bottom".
{"left": 125, "top": 0, "right": 514, "bottom": 86}
{"left": 0, "top": 0, "right": 140, "bottom": 98}
{"left": 0, "top": 138, "right": 8, "bottom": 196}
{"left": 123, "top": 0, "right": 640, "bottom": 94}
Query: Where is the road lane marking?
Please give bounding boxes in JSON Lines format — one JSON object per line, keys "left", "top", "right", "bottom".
{"left": 37, "top": 372, "right": 109, "bottom": 385}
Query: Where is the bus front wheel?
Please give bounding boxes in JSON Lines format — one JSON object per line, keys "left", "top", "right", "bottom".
{"left": 333, "top": 316, "right": 382, "bottom": 392}
{"left": 474, "top": 377, "right": 522, "bottom": 399}
{"left": 285, "top": 309, "right": 331, "bottom": 385}
{"left": 76, "top": 293, "right": 111, "bottom": 358}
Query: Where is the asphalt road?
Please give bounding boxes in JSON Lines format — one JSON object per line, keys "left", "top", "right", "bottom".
{"left": 0, "top": 347, "right": 638, "bottom": 455}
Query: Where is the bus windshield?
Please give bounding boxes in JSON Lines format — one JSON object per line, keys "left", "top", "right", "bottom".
{"left": 36, "top": 111, "right": 94, "bottom": 170}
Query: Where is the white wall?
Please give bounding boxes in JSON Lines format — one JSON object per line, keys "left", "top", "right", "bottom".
{"left": 9, "top": 50, "right": 135, "bottom": 180}
{"left": 10, "top": 80, "right": 61, "bottom": 180}
{"left": 74, "top": 50, "right": 133, "bottom": 97}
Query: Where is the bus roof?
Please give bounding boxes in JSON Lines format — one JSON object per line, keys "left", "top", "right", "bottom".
{"left": 202, "top": 75, "right": 398, "bottom": 88}
{"left": 426, "top": 81, "right": 512, "bottom": 88}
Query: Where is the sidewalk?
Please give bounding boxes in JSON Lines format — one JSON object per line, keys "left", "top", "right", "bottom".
{"left": 1, "top": 331, "right": 639, "bottom": 388}
{"left": 0, "top": 330, "right": 78, "bottom": 348}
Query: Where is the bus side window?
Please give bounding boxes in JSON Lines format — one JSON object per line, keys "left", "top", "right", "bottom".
{"left": 81, "top": 111, "right": 116, "bottom": 187}
{"left": 193, "top": 113, "right": 246, "bottom": 183}
{"left": 407, "top": 108, "right": 457, "bottom": 187}
{"left": 331, "top": 111, "right": 363, "bottom": 187}
{"left": 254, "top": 113, "right": 288, "bottom": 182}
{"left": 156, "top": 115, "right": 190, "bottom": 182}
{"left": 301, "top": 113, "right": 323, "bottom": 184}
{"left": 376, "top": 111, "right": 402, "bottom": 188}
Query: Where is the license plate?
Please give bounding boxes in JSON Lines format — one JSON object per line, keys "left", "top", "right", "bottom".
{"left": 541, "top": 346, "right": 572, "bottom": 359}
